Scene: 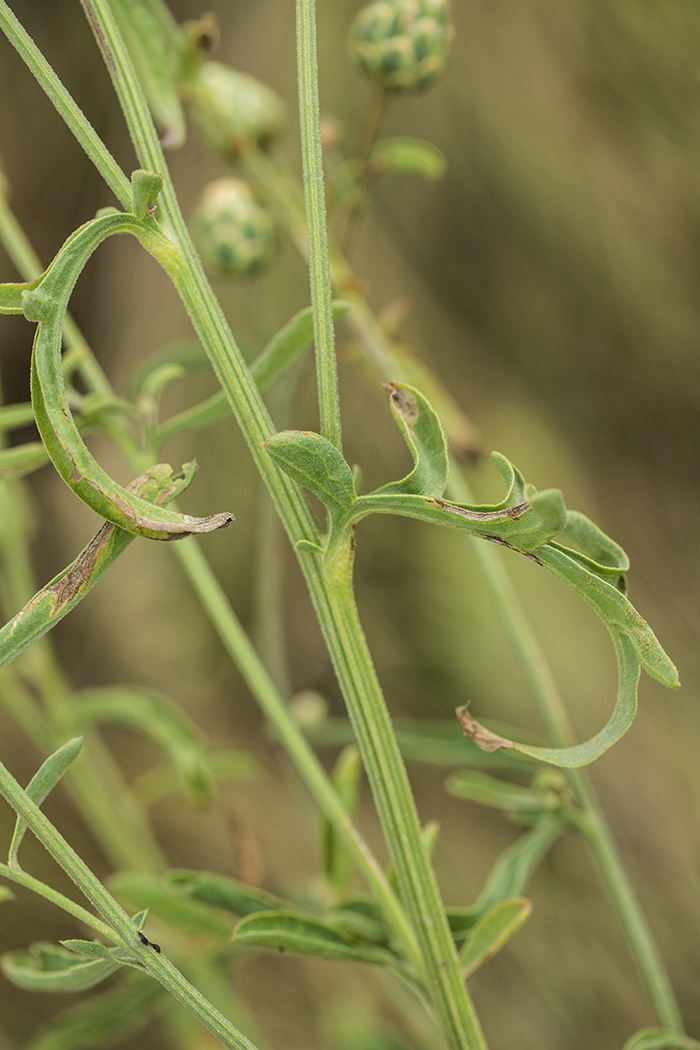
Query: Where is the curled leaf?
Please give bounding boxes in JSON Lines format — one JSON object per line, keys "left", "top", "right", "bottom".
{"left": 374, "top": 381, "right": 449, "bottom": 498}
{"left": 7, "top": 203, "right": 233, "bottom": 538}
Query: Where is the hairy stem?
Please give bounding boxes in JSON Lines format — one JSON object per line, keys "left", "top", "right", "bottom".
{"left": 295, "top": 0, "right": 342, "bottom": 451}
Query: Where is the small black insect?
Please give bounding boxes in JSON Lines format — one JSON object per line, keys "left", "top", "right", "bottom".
{"left": 136, "top": 929, "right": 162, "bottom": 953}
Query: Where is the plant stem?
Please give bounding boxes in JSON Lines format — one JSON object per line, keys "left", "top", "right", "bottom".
{"left": 295, "top": 0, "right": 342, "bottom": 452}
{"left": 321, "top": 541, "right": 487, "bottom": 1050}
{"left": 73, "top": 5, "right": 486, "bottom": 1043}
{"left": 0, "top": 758, "right": 261, "bottom": 1050}
{"left": 171, "top": 535, "right": 422, "bottom": 973}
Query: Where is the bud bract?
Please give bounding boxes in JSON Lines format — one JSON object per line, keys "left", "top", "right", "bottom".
{"left": 185, "top": 61, "right": 286, "bottom": 159}
{"left": 191, "top": 177, "right": 277, "bottom": 278}
{"left": 349, "top": 0, "right": 454, "bottom": 93}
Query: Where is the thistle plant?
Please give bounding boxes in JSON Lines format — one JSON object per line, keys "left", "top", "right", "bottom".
{"left": 0, "top": 2, "right": 694, "bottom": 1050}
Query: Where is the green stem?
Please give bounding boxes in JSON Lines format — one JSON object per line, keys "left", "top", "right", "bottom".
{"left": 295, "top": 0, "right": 342, "bottom": 451}
{"left": 321, "top": 541, "right": 487, "bottom": 1049}
{"left": 171, "top": 535, "right": 422, "bottom": 974}
{"left": 0, "top": 759, "right": 261, "bottom": 1050}
{"left": 445, "top": 467, "right": 684, "bottom": 1033}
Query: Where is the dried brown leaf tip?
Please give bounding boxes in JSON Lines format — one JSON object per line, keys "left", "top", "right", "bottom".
{"left": 455, "top": 704, "right": 513, "bottom": 754}
{"left": 384, "top": 382, "right": 419, "bottom": 425}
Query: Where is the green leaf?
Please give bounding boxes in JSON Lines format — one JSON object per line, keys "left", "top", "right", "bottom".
{"left": 0, "top": 942, "right": 121, "bottom": 993}
{"left": 445, "top": 771, "right": 548, "bottom": 822}
{"left": 558, "top": 509, "right": 629, "bottom": 590}
{"left": 368, "top": 137, "right": 446, "bottom": 180}
{"left": 373, "top": 382, "right": 449, "bottom": 498}
{"left": 252, "top": 301, "right": 350, "bottom": 393}
{"left": 0, "top": 886, "right": 14, "bottom": 904}
{"left": 473, "top": 815, "right": 565, "bottom": 915}
{"left": 232, "top": 910, "right": 396, "bottom": 965}
{"left": 322, "top": 745, "right": 362, "bottom": 894}
{"left": 329, "top": 898, "right": 391, "bottom": 947}
{"left": 165, "top": 870, "right": 290, "bottom": 917}
{"left": 459, "top": 897, "right": 532, "bottom": 976}
{"left": 60, "top": 939, "right": 119, "bottom": 962}
{"left": 25, "top": 969, "right": 165, "bottom": 1050}
{"left": 110, "top": 0, "right": 186, "bottom": 148}
{"left": 264, "top": 430, "right": 356, "bottom": 512}
{"left": 0, "top": 442, "right": 49, "bottom": 482}
{"left": 9, "top": 737, "right": 83, "bottom": 866}
{"left": 623, "top": 1031, "right": 700, "bottom": 1050}
{"left": 110, "top": 872, "right": 233, "bottom": 938}
{"left": 69, "top": 686, "right": 212, "bottom": 805}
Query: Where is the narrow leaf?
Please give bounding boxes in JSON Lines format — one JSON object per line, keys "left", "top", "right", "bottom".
{"left": 110, "top": 871, "right": 233, "bottom": 937}
{"left": 322, "top": 744, "right": 362, "bottom": 894}
{"left": 166, "top": 870, "right": 290, "bottom": 917}
{"left": 9, "top": 737, "right": 83, "bottom": 865}
{"left": 329, "top": 898, "right": 391, "bottom": 947}
{"left": 445, "top": 771, "right": 547, "bottom": 821}
{"left": 69, "top": 686, "right": 211, "bottom": 805}
{"left": 252, "top": 301, "right": 350, "bottom": 392}
{"left": 459, "top": 897, "right": 532, "bottom": 976}
{"left": 474, "top": 815, "right": 565, "bottom": 915}
{"left": 61, "top": 939, "right": 118, "bottom": 962}
{"left": 0, "top": 942, "right": 120, "bottom": 993}
{"left": 134, "top": 747, "right": 259, "bottom": 805}
{"left": 232, "top": 910, "right": 395, "bottom": 965}
{"left": 25, "top": 969, "right": 165, "bottom": 1050}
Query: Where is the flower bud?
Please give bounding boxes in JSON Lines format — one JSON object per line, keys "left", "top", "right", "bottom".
{"left": 191, "top": 177, "right": 277, "bottom": 278}
{"left": 185, "top": 61, "right": 286, "bottom": 159}
{"left": 349, "top": 0, "right": 454, "bottom": 93}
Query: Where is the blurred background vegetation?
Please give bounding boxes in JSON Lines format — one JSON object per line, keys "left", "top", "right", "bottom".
{"left": 0, "top": 1, "right": 699, "bottom": 1048}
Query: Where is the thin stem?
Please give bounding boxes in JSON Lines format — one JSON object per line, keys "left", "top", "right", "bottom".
{"left": 321, "top": 543, "right": 487, "bottom": 1049}
{"left": 295, "top": 0, "right": 342, "bottom": 451}
{"left": 172, "top": 535, "right": 422, "bottom": 974}
{"left": 0, "top": 1, "right": 130, "bottom": 210}
{"left": 0, "top": 760, "right": 261, "bottom": 1050}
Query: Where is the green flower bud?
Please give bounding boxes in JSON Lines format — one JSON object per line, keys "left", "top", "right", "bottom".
{"left": 349, "top": 0, "right": 454, "bottom": 93}
{"left": 191, "top": 177, "right": 277, "bottom": 278}
{"left": 185, "top": 61, "right": 286, "bottom": 159}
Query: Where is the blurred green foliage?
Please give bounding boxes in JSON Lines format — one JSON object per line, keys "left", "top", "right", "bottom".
{"left": 0, "top": 1, "right": 699, "bottom": 1049}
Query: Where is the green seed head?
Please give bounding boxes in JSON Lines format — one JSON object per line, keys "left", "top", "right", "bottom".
{"left": 186, "top": 61, "right": 286, "bottom": 159}
{"left": 349, "top": 0, "right": 454, "bottom": 93}
{"left": 191, "top": 177, "right": 277, "bottom": 278}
